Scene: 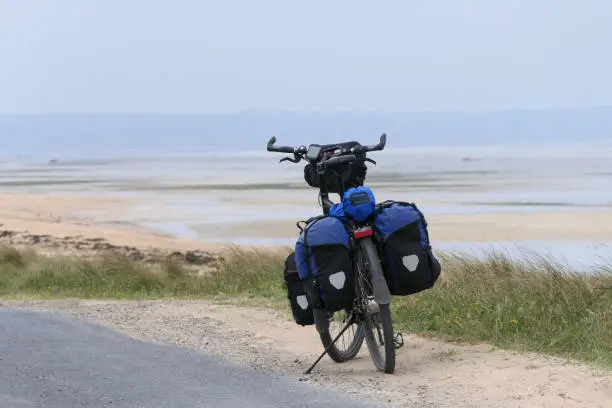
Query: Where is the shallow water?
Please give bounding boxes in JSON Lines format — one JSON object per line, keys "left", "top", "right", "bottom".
{"left": 434, "top": 240, "right": 612, "bottom": 272}
{"left": 202, "top": 235, "right": 612, "bottom": 272}
{"left": 2, "top": 147, "right": 610, "bottom": 201}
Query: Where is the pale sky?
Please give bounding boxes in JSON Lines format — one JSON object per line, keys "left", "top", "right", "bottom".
{"left": 1, "top": 0, "right": 611, "bottom": 113}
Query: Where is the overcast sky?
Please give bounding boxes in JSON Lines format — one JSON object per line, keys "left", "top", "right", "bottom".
{"left": 1, "top": 0, "right": 611, "bottom": 114}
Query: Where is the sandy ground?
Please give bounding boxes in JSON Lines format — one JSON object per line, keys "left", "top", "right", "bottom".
{"left": 192, "top": 210, "right": 612, "bottom": 242}
{"left": 1, "top": 299, "right": 609, "bottom": 408}
{"left": 2, "top": 193, "right": 612, "bottom": 248}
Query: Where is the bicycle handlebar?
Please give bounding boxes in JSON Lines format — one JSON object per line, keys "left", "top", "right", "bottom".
{"left": 266, "top": 133, "right": 387, "bottom": 156}
{"left": 355, "top": 133, "right": 387, "bottom": 153}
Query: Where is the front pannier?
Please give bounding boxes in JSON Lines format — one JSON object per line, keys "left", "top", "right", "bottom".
{"left": 373, "top": 201, "right": 441, "bottom": 296}
{"left": 295, "top": 216, "right": 356, "bottom": 311}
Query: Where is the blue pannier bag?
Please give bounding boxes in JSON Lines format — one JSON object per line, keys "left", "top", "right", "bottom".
{"left": 342, "top": 186, "right": 376, "bottom": 223}
{"left": 373, "top": 201, "right": 441, "bottom": 296}
{"left": 295, "top": 215, "right": 356, "bottom": 311}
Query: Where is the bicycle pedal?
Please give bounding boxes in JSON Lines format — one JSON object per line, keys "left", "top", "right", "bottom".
{"left": 394, "top": 332, "right": 404, "bottom": 349}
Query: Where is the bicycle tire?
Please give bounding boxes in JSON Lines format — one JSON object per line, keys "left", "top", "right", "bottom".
{"left": 316, "top": 309, "right": 365, "bottom": 363}
{"left": 359, "top": 238, "right": 396, "bottom": 374}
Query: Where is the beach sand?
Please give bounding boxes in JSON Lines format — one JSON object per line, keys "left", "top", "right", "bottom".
{"left": 0, "top": 193, "right": 224, "bottom": 252}
{"left": 191, "top": 210, "right": 612, "bottom": 242}
{"left": 2, "top": 193, "right": 612, "bottom": 251}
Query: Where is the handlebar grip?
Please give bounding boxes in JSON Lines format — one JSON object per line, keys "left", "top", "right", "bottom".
{"left": 378, "top": 133, "right": 387, "bottom": 149}
{"left": 367, "top": 133, "right": 387, "bottom": 151}
{"left": 267, "top": 136, "right": 295, "bottom": 154}
{"left": 322, "top": 154, "right": 357, "bottom": 168}
{"left": 354, "top": 133, "right": 387, "bottom": 153}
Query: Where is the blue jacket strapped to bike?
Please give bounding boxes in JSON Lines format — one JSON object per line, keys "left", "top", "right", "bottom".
{"left": 330, "top": 186, "right": 376, "bottom": 223}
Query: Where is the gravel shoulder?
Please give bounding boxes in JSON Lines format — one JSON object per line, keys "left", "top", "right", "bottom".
{"left": 2, "top": 299, "right": 610, "bottom": 408}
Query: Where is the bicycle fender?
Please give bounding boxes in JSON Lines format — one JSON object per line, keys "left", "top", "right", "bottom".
{"left": 370, "top": 265, "right": 392, "bottom": 305}
{"left": 313, "top": 309, "right": 331, "bottom": 334}
{"left": 360, "top": 238, "right": 391, "bottom": 305}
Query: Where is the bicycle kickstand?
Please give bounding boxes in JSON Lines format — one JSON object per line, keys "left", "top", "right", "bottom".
{"left": 303, "top": 318, "right": 355, "bottom": 375}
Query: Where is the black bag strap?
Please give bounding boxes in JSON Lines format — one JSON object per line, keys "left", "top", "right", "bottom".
{"left": 300, "top": 215, "right": 325, "bottom": 280}
{"left": 297, "top": 215, "right": 325, "bottom": 233}
{"left": 409, "top": 204, "right": 432, "bottom": 246}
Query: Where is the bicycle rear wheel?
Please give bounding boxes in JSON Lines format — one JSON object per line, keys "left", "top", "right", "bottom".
{"left": 357, "top": 238, "right": 396, "bottom": 374}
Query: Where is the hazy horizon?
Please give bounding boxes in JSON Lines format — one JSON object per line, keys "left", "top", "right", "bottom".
{"left": 2, "top": 108, "right": 612, "bottom": 158}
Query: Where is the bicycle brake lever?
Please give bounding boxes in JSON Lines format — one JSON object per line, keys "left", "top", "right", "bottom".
{"left": 280, "top": 156, "right": 301, "bottom": 163}
{"left": 364, "top": 157, "right": 377, "bottom": 165}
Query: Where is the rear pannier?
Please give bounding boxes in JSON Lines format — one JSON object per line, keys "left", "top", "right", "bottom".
{"left": 283, "top": 251, "right": 315, "bottom": 326}
{"left": 295, "top": 216, "right": 356, "bottom": 311}
{"left": 373, "top": 201, "right": 441, "bottom": 296}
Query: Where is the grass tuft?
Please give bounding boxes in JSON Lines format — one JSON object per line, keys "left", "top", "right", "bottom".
{"left": 0, "top": 245, "right": 28, "bottom": 267}
{"left": 200, "top": 245, "right": 289, "bottom": 300}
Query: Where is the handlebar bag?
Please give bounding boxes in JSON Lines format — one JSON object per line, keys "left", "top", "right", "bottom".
{"left": 373, "top": 201, "right": 441, "bottom": 296}
{"left": 283, "top": 251, "right": 315, "bottom": 326}
{"left": 303, "top": 160, "right": 368, "bottom": 193}
{"left": 295, "top": 215, "right": 356, "bottom": 311}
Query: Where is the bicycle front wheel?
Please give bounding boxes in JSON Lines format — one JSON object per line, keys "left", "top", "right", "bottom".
{"left": 357, "top": 238, "right": 396, "bottom": 374}
{"left": 315, "top": 308, "right": 365, "bottom": 363}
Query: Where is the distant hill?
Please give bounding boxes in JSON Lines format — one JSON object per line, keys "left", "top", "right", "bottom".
{"left": 1, "top": 108, "right": 611, "bottom": 156}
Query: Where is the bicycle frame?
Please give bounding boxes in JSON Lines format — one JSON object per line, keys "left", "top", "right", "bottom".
{"left": 315, "top": 160, "right": 344, "bottom": 215}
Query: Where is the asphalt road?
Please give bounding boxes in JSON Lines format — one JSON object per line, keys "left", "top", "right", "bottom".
{"left": 0, "top": 309, "right": 389, "bottom": 408}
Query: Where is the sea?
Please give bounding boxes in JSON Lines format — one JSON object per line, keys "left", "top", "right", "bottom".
{"left": 1, "top": 114, "right": 611, "bottom": 271}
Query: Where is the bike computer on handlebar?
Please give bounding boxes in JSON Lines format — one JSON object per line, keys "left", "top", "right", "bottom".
{"left": 305, "top": 144, "right": 322, "bottom": 161}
